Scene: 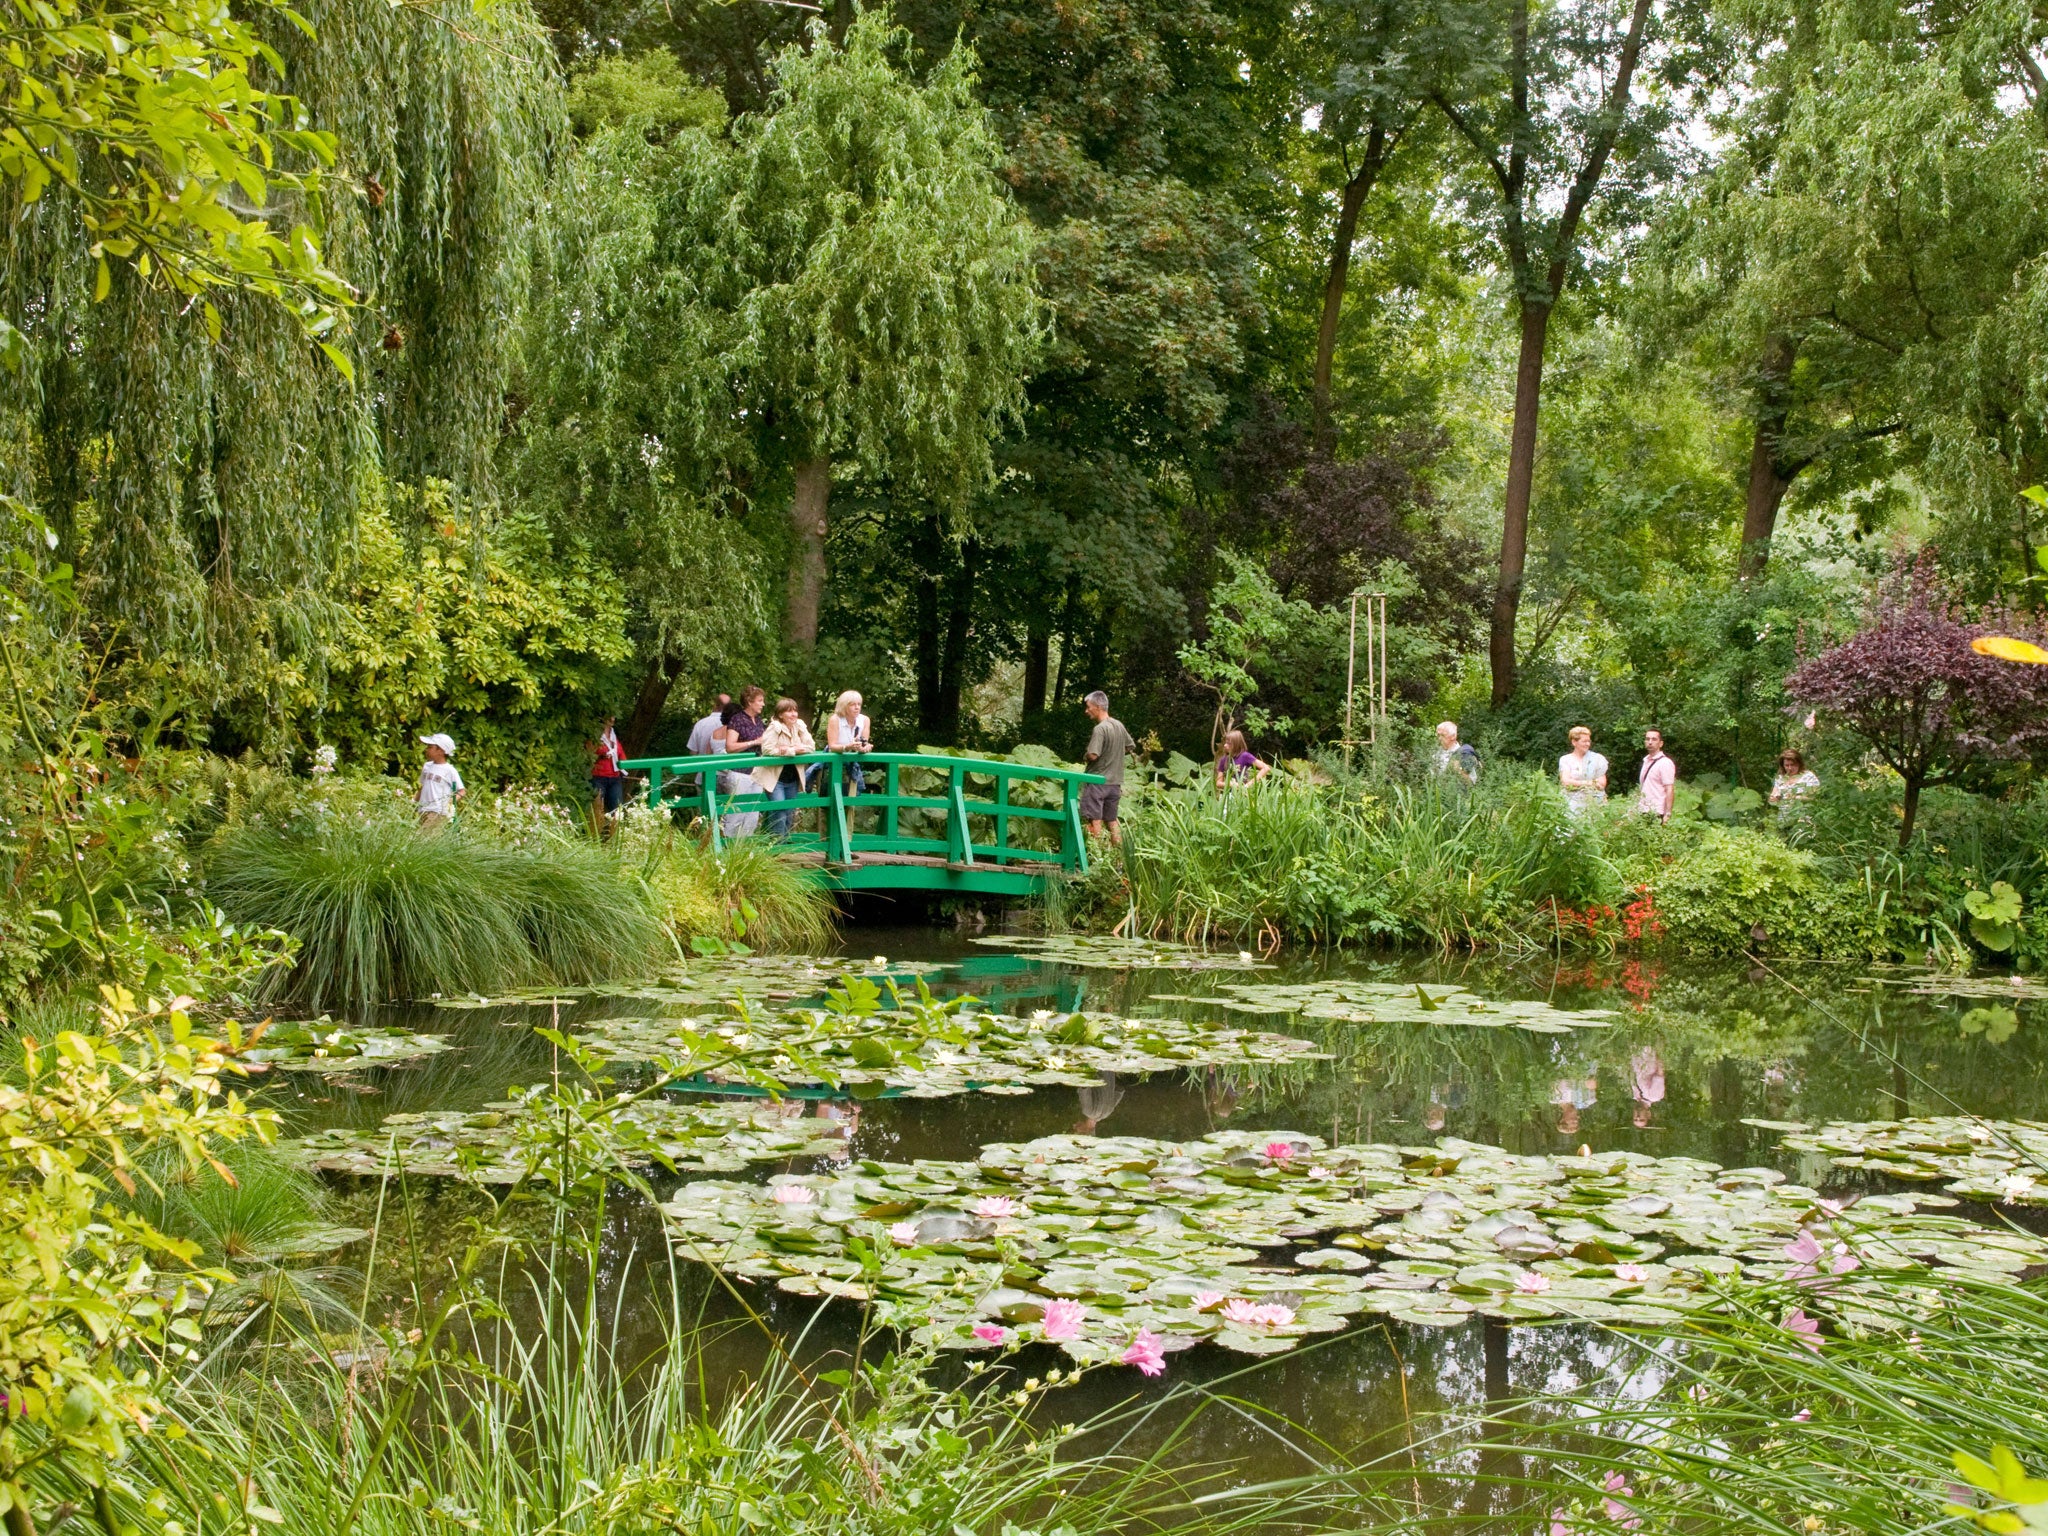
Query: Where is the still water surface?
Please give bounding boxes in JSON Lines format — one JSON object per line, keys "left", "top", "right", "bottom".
{"left": 276, "top": 928, "right": 2048, "bottom": 1477}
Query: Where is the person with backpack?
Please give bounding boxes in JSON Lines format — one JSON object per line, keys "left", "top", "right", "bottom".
{"left": 1434, "top": 721, "right": 1480, "bottom": 788}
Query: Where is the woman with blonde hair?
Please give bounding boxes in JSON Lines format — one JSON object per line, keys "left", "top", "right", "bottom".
{"left": 753, "top": 697, "right": 816, "bottom": 837}
{"left": 826, "top": 689, "right": 872, "bottom": 795}
{"left": 1557, "top": 725, "right": 1608, "bottom": 816}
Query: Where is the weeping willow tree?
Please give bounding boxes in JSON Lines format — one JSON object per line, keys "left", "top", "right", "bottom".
{"left": 1, "top": 0, "right": 560, "bottom": 744}
{"left": 510, "top": 12, "right": 1041, "bottom": 740}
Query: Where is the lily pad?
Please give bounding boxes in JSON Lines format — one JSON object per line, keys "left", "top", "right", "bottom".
{"left": 971, "top": 936, "right": 1272, "bottom": 971}
{"left": 239, "top": 1020, "right": 456, "bottom": 1075}
{"left": 573, "top": 983, "right": 1326, "bottom": 1097}
{"left": 285, "top": 1096, "right": 849, "bottom": 1183}
{"left": 1775, "top": 1116, "right": 2048, "bottom": 1206}
{"left": 656, "top": 1129, "right": 2048, "bottom": 1369}
{"left": 1144, "top": 979, "right": 1615, "bottom": 1033}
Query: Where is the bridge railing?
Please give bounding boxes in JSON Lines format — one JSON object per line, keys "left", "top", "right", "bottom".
{"left": 618, "top": 750, "right": 1106, "bottom": 874}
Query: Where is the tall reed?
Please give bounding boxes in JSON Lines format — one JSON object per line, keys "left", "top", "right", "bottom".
{"left": 1096, "top": 771, "right": 1618, "bottom": 950}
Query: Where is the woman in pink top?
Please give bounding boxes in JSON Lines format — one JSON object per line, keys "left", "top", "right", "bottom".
{"left": 1636, "top": 729, "right": 1676, "bottom": 821}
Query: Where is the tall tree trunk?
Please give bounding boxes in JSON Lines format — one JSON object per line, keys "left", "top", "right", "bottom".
{"left": 937, "top": 539, "right": 979, "bottom": 740}
{"left": 620, "top": 654, "right": 679, "bottom": 758}
{"left": 1899, "top": 775, "right": 1923, "bottom": 850}
{"left": 915, "top": 527, "right": 943, "bottom": 737}
{"left": 1051, "top": 576, "right": 1079, "bottom": 706}
{"left": 1311, "top": 125, "right": 1390, "bottom": 453}
{"left": 1490, "top": 300, "right": 1553, "bottom": 707}
{"left": 1022, "top": 615, "right": 1050, "bottom": 720}
{"left": 786, "top": 456, "right": 830, "bottom": 707}
{"left": 1739, "top": 334, "right": 1799, "bottom": 580}
{"left": 828, "top": 0, "right": 850, "bottom": 45}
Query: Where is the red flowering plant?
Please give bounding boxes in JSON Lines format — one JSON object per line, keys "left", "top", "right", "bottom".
{"left": 1784, "top": 551, "right": 2048, "bottom": 848}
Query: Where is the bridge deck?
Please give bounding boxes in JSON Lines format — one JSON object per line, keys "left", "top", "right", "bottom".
{"left": 620, "top": 749, "right": 1105, "bottom": 897}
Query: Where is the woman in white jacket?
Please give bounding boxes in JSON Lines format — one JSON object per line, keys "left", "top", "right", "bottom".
{"left": 753, "top": 697, "right": 815, "bottom": 837}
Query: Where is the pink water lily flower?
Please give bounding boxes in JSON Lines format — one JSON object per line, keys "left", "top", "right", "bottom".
{"left": 1041, "top": 1299, "right": 1085, "bottom": 1341}
{"left": 1613, "top": 1263, "right": 1648, "bottom": 1283}
{"left": 1122, "top": 1329, "right": 1167, "bottom": 1377}
{"left": 974, "top": 1196, "right": 1018, "bottom": 1219}
{"left": 887, "top": 1221, "right": 919, "bottom": 1244}
{"left": 1220, "top": 1298, "right": 1295, "bottom": 1328}
{"left": 1783, "top": 1229, "right": 1860, "bottom": 1283}
{"left": 1782, "top": 1309, "right": 1824, "bottom": 1351}
{"left": 1264, "top": 1141, "right": 1297, "bottom": 1163}
{"left": 1191, "top": 1290, "right": 1226, "bottom": 1310}
{"left": 1601, "top": 1471, "right": 1641, "bottom": 1528}
{"left": 1515, "top": 1271, "right": 1551, "bottom": 1295}
{"left": 770, "top": 1183, "right": 815, "bottom": 1205}
{"left": 972, "top": 1324, "right": 1010, "bottom": 1343}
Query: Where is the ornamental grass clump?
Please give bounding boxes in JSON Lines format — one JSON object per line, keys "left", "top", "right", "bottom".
{"left": 205, "top": 813, "right": 671, "bottom": 1012}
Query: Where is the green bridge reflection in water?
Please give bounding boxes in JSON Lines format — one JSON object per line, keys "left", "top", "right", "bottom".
{"left": 621, "top": 750, "right": 1105, "bottom": 898}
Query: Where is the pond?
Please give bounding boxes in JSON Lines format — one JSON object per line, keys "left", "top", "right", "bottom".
{"left": 264, "top": 926, "right": 2048, "bottom": 1485}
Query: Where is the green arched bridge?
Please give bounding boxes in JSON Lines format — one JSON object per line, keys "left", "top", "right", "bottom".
{"left": 620, "top": 750, "right": 1105, "bottom": 898}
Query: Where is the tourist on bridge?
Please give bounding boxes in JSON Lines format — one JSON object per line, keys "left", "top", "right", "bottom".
{"left": 1214, "top": 729, "right": 1271, "bottom": 790}
{"left": 1558, "top": 726, "right": 1608, "bottom": 816}
{"left": 826, "top": 690, "right": 872, "bottom": 794}
{"left": 719, "top": 688, "right": 767, "bottom": 838}
{"left": 416, "top": 733, "right": 465, "bottom": 830}
{"left": 686, "top": 694, "right": 730, "bottom": 799}
{"left": 754, "top": 697, "right": 816, "bottom": 838}
{"left": 1081, "top": 691, "right": 1136, "bottom": 845}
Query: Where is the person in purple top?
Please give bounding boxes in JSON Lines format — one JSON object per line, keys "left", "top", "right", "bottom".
{"left": 718, "top": 687, "right": 767, "bottom": 838}
{"left": 1213, "top": 729, "right": 1271, "bottom": 791}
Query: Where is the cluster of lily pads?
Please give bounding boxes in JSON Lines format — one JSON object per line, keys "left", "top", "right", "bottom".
{"left": 574, "top": 983, "right": 1326, "bottom": 1096}
{"left": 1146, "top": 979, "right": 1616, "bottom": 1034}
{"left": 287, "top": 1096, "right": 850, "bottom": 1182}
{"left": 1770, "top": 1116, "right": 2048, "bottom": 1207}
{"left": 428, "top": 954, "right": 949, "bottom": 1016}
{"left": 238, "top": 1020, "right": 455, "bottom": 1075}
{"left": 972, "top": 935, "right": 1270, "bottom": 971}
{"left": 657, "top": 1128, "right": 2048, "bottom": 1367}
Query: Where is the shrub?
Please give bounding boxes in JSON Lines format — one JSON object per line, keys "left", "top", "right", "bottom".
{"left": 1614, "top": 820, "right": 1888, "bottom": 956}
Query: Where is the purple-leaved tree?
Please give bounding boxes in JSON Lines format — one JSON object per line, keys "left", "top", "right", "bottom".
{"left": 1785, "top": 553, "right": 2048, "bottom": 847}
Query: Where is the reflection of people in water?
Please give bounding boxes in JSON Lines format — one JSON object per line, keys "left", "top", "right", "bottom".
{"left": 1074, "top": 1072, "right": 1123, "bottom": 1135}
{"left": 1203, "top": 1066, "right": 1241, "bottom": 1124}
{"left": 1425, "top": 1080, "right": 1467, "bottom": 1133}
{"left": 813, "top": 1098, "right": 860, "bottom": 1163}
{"left": 1551, "top": 1073, "right": 1598, "bottom": 1135}
{"left": 1630, "top": 1047, "right": 1666, "bottom": 1128}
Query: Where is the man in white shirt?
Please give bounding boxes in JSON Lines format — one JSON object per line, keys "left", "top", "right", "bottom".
{"left": 1636, "top": 729, "right": 1676, "bottom": 822}
{"left": 417, "top": 733, "right": 465, "bottom": 829}
{"left": 686, "top": 695, "right": 730, "bottom": 800}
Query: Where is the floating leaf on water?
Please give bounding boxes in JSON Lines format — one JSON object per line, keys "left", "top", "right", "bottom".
{"left": 971, "top": 936, "right": 1272, "bottom": 971}
{"left": 656, "top": 1128, "right": 2048, "bottom": 1366}
{"left": 241, "top": 1021, "right": 456, "bottom": 1074}
{"left": 1137, "top": 979, "right": 1615, "bottom": 1033}
{"left": 285, "top": 1096, "right": 848, "bottom": 1183}
{"left": 1776, "top": 1116, "right": 2048, "bottom": 1206}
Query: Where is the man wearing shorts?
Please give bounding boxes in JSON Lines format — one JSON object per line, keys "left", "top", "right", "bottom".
{"left": 1080, "top": 690, "right": 1135, "bottom": 844}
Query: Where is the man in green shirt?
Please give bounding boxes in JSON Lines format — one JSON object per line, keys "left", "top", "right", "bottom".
{"left": 1081, "top": 690, "right": 1136, "bottom": 844}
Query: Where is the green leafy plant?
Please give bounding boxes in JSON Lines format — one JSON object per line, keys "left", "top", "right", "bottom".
{"left": 0, "top": 988, "right": 272, "bottom": 1534}
{"left": 1966, "top": 881, "right": 2026, "bottom": 952}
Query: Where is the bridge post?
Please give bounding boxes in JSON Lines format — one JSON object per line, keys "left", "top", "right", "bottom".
{"left": 826, "top": 760, "right": 851, "bottom": 865}
{"left": 646, "top": 764, "right": 664, "bottom": 810}
{"left": 1063, "top": 779, "right": 1088, "bottom": 874}
{"left": 946, "top": 766, "right": 976, "bottom": 867}
{"left": 704, "top": 776, "right": 724, "bottom": 851}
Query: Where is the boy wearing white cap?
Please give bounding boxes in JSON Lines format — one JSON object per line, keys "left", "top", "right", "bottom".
{"left": 417, "top": 734, "right": 465, "bottom": 829}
